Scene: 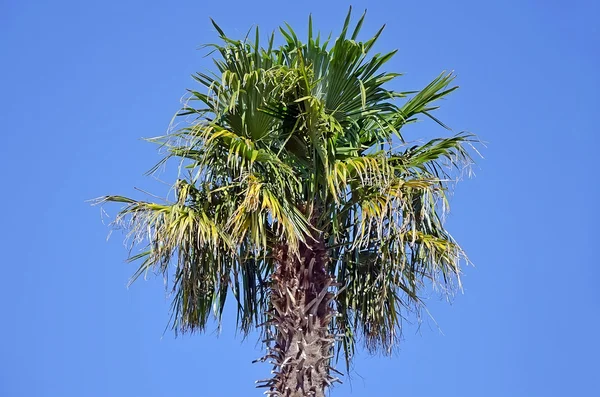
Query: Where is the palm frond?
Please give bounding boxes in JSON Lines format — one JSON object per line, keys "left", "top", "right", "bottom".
{"left": 98, "top": 192, "right": 235, "bottom": 332}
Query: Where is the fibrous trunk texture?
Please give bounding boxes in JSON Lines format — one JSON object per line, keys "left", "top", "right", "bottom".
{"left": 256, "top": 238, "right": 341, "bottom": 396}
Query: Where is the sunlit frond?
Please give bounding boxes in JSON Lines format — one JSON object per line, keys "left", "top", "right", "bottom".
{"left": 97, "top": 193, "right": 235, "bottom": 332}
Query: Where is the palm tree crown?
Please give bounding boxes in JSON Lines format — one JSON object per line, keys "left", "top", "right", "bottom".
{"left": 99, "top": 8, "right": 476, "bottom": 394}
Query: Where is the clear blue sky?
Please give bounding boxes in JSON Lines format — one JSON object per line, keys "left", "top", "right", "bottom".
{"left": 1, "top": 0, "right": 598, "bottom": 396}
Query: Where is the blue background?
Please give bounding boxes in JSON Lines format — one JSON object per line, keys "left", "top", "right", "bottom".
{"left": 1, "top": 0, "right": 598, "bottom": 396}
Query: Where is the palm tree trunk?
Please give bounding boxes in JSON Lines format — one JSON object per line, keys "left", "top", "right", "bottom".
{"left": 257, "top": 238, "right": 340, "bottom": 396}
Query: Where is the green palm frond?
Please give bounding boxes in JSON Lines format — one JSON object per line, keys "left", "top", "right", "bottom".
{"left": 98, "top": 192, "right": 235, "bottom": 332}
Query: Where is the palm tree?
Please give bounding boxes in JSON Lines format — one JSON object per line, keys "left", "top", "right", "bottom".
{"left": 98, "top": 8, "right": 476, "bottom": 397}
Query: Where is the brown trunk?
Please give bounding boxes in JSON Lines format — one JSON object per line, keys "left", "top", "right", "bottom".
{"left": 256, "top": 237, "right": 341, "bottom": 396}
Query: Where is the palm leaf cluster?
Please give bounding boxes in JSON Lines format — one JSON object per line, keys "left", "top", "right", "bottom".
{"left": 99, "top": 8, "right": 475, "bottom": 370}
